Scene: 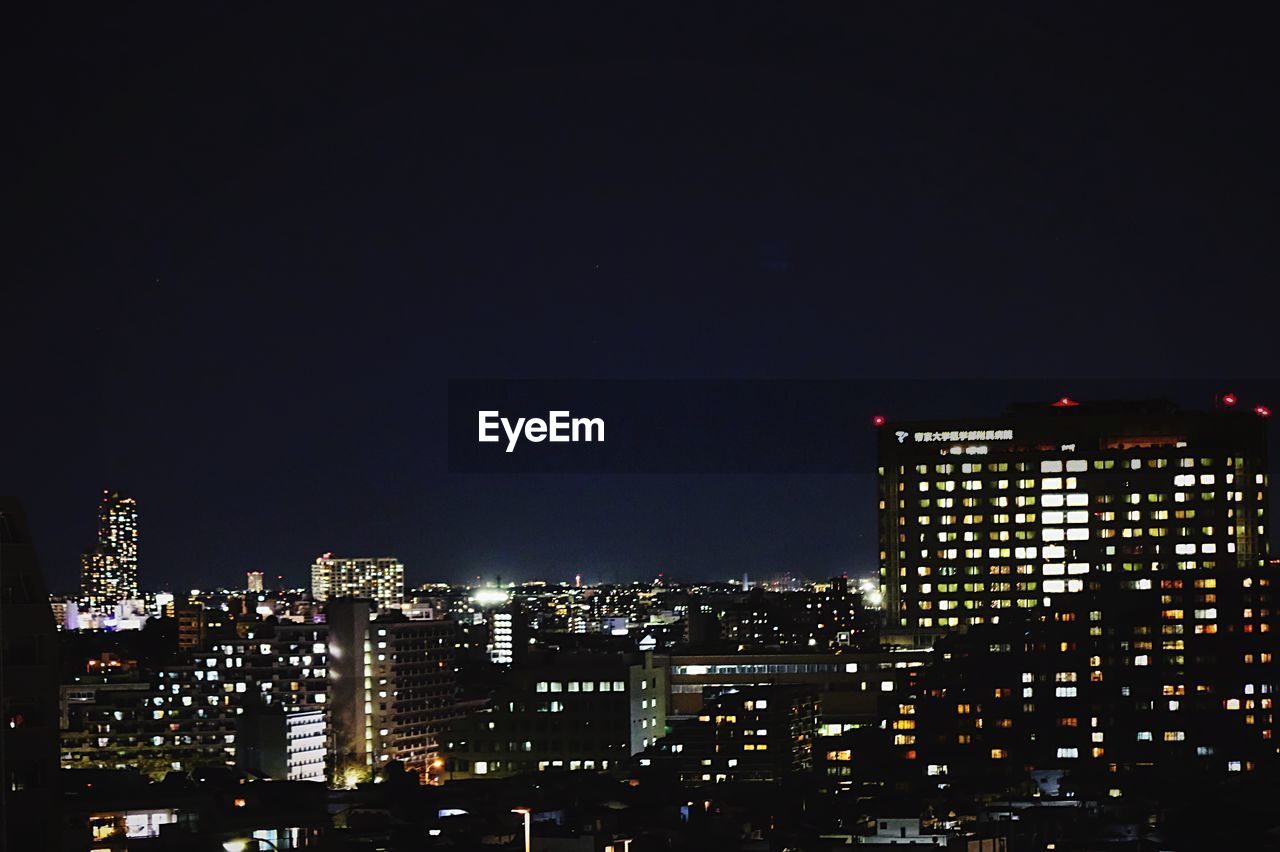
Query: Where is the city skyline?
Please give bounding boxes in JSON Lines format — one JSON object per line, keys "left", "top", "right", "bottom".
{"left": 8, "top": 391, "right": 1277, "bottom": 849}
{"left": 10, "top": 3, "right": 1280, "bottom": 601}
{"left": 27, "top": 383, "right": 1280, "bottom": 595}
{"left": 8, "top": 3, "right": 1280, "bottom": 847}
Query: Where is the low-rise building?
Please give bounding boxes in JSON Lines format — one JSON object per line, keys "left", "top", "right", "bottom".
{"left": 634, "top": 685, "right": 817, "bottom": 784}
{"left": 442, "top": 651, "right": 666, "bottom": 779}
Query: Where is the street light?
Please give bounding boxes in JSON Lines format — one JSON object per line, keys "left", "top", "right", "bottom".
{"left": 222, "top": 838, "right": 278, "bottom": 852}
{"left": 511, "top": 807, "right": 531, "bottom": 852}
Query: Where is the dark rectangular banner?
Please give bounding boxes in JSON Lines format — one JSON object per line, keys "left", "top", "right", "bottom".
{"left": 447, "top": 379, "right": 1279, "bottom": 474}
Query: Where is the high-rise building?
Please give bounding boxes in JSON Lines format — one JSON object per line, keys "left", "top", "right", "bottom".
{"left": 79, "top": 491, "right": 139, "bottom": 609}
{"left": 247, "top": 571, "right": 265, "bottom": 593}
{"left": 326, "top": 600, "right": 457, "bottom": 784}
{"left": 872, "top": 399, "right": 1275, "bottom": 787}
{"left": 310, "top": 554, "right": 404, "bottom": 611}
{"left": 97, "top": 490, "right": 139, "bottom": 569}
{"left": 368, "top": 613, "right": 460, "bottom": 779}
{"left": 877, "top": 400, "right": 1270, "bottom": 645}
{"left": 0, "top": 498, "right": 61, "bottom": 849}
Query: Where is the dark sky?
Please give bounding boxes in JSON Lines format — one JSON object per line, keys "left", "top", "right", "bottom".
{"left": 9, "top": 5, "right": 1280, "bottom": 593}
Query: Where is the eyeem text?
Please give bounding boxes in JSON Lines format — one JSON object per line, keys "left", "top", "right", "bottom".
{"left": 478, "top": 410, "right": 605, "bottom": 453}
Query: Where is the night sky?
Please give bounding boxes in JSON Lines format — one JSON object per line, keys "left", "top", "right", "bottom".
{"left": 10, "top": 5, "right": 1280, "bottom": 593}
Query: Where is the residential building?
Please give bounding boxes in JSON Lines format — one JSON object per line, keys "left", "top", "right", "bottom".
{"left": 79, "top": 491, "right": 140, "bottom": 609}
{"left": 311, "top": 555, "right": 405, "bottom": 611}
{"left": 326, "top": 600, "right": 457, "bottom": 784}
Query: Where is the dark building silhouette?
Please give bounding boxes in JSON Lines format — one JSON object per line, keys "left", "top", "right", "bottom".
{"left": 880, "top": 608, "right": 1280, "bottom": 796}
{"left": 719, "top": 585, "right": 870, "bottom": 651}
{"left": 634, "top": 685, "right": 818, "bottom": 784}
{"left": 442, "top": 651, "right": 666, "bottom": 779}
{"left": 0, "top": 498, "right": 60, "bottom": 850}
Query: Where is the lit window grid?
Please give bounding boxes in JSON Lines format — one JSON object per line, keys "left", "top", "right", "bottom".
{"left": 880, "top": 451, "right": 1266, "bottom": 632}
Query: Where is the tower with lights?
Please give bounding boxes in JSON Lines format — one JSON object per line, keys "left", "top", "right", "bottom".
{"left": 79, "top": 491, "right": 140, "bottom": 609}
{"left": 874, "top": 397, "right": 1276, "bottom": 783}
{"left": 876, "top": 398, "right": 1270, "bottom": 643}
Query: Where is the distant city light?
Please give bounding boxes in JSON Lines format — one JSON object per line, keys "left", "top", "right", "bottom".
{"left": 872, "top": 415, "right": 886, "bottom": 426}
{"left": 472, "top": 588, "right": 511, "bottom": 606}
{"left": 1256, "top": 405, "right": 1271, "bottom": 418}
{"left": 1221, "top": 392, "right": 1238, "bottom": 406}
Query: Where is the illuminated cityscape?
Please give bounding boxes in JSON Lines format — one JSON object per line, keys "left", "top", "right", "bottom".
{"left": 5, "top": 395, "right": 1273, "bottom": 848}
{"left": 9, "top": 5, "right": 1280, "bottom": 849}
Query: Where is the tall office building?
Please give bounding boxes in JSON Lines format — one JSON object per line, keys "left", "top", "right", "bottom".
{"left": 79, "top": 491, "right": 139, "bottom": 609}
{"left": 310, "top": 554, "right": 404, "bottom": 611}
{"left": 873, "top": 399, "right": 1275, "bottom": 785}
{"left": 878, "top": 400, "right": 1269, "bottom": 643}
{"left": 247, "top": 571, "right": 265, "bottom": 593}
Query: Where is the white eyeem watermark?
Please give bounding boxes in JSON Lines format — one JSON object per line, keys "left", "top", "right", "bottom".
{"left": 478, "top": 410, "right": 605, "bottom": 453}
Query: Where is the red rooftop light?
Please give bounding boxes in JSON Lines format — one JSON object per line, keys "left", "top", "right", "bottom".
{"left": 872, "top": 415, "right": 886, "bottom": 427}
{"left": 1051, "top": 397, "right": 1079, "bottom": 407}
{"left": 1221, "top": 392, "right": 1238, "bottom": 407}
{"left": 1256, "top": 405, "right": 1271, "bottom": 418}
